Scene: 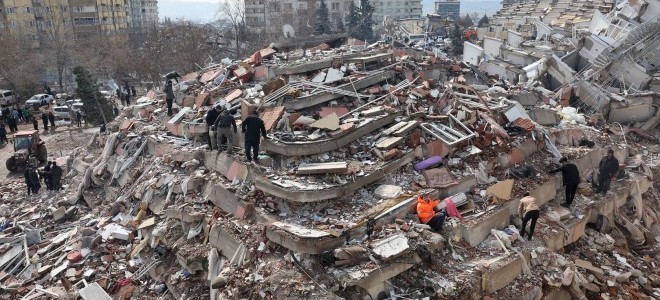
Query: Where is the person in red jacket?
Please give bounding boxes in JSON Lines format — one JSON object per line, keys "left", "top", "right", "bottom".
{"left": 417, "top": 195, "right": 445, "bottom": 232}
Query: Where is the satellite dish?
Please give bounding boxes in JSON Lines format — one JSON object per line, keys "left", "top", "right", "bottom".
{"left": 282, "top": 24, "right": 295, "bottom": 38}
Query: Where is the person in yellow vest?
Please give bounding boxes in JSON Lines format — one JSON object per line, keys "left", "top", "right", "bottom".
{"left": 518, "top": 192, "right": 540, "bottom": 240}
{"left": 417, "top": 195, "right": 445, "bottom": 232}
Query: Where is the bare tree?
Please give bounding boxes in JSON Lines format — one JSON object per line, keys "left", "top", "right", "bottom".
{"left": 0, "top": 34, "right": 41, "bottom": 98}
{"left": 219, "top": 0, "right": 248, "bottom": 58}
{"left": 38, "top": 3, "right": 75, "bottom": 92}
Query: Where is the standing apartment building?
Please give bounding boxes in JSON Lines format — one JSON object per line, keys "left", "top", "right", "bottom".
{"left": 244, "top": 0, "right": 355, "bottom": 40}
{"left": 435, "top": 0, "right": 460, "bottom": 20}
{"left": 371, "top": 0, "right": 423, "bottom": 23}
{"left": 0, "top": 0, "right": 155, "bottom": 40}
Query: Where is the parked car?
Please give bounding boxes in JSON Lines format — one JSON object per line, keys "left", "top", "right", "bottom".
{"left": 52, "top": 106, "right": 72, "bottom": 120}
{"left": 72, "top": 102, "right": 84, "bottom": 113}
{"left": 0, "top": 90, "right": 18, "bottom": 106}
{"left": 25, "top": 94, "right": 54, "bottom": 107}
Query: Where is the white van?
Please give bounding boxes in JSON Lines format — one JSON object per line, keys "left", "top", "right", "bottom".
{"left": 0, "top": 90, "right": 17, "bottom": 106}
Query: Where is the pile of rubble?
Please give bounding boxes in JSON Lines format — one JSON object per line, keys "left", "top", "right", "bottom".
{"left": 1, "top": 1, "right": 659, "bottom": 298}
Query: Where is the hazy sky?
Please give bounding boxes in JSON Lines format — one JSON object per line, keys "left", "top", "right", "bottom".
{"left": 157, "top": 0, "right": 502, "bottom": 23}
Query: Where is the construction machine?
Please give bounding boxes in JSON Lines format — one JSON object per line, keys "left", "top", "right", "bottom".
{"left": 5, "top": 130, "right": 47, "bottom": 172}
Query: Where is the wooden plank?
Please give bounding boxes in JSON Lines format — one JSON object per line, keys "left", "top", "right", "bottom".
{"left": 296, "top": 162, "right": 348, "bottom": 175}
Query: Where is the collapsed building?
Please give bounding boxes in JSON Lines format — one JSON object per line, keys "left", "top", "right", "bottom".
{"left": 0, "top": 1, "right": 659, "bottom": 299}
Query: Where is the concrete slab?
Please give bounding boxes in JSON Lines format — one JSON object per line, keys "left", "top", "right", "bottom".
{"left": 79, "top": 283, "right": 112, "bottom": 300}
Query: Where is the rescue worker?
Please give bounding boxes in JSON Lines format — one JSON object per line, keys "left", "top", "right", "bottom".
{"left": 75, "top": 110, "right": 82, "bottom": 127}
{"left": 164, "top": 80, "right": 174, "bottom": 116}
{"left": 26, "top": 167, "right": 41, "bottom": 195}
{"left": 32, "top": 118, "right": 39, "bottom": 131}
{"left": 416, "top": 195, "right": 445, "bottom": 232}
{"left": 42, "top": 161, "right": 53, "bottom": 190}
{"left": 41, "top": 113, "right": 49, "bottom": 132}
{"left": 596, "top": 149, "right": 619, "bottom": 195}
{"left": 51, "top": 161, "right": 63, "bottom": 191}
{"left": 518, "top": 192, "right": 539, "bottom": 240}
{"left": 214, "top": 109, "right": 237, "bottom": 154}
{"left": 48, "top": 111, "right": 56, "bottom": 129}
{"left": 0, "top": 122, "right": 7, "bottom": 145}
{"left": 549, "top": 157, "right": 581, "bottom": 208}
{"left": 241, "top": 111, "right": 267, "bottom": 163}
{"left": 205, "top": 106, "right": 219, "bottom": 150}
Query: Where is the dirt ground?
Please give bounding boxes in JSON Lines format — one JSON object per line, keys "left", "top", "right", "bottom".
{"left": 0, "top": 121, "right": 99, "bottom": 179}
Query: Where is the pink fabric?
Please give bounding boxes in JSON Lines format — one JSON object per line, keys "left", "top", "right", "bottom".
{"left": 444, "top": 197, "right": 463, "bottom": 220}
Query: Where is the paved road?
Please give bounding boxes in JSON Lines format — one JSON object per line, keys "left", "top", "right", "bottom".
{"left": 0, "top": 121, "right": 97, "bottom": 179}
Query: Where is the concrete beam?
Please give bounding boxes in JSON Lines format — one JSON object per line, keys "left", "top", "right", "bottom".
{"left": 285, "top": 71, "right": 394, "bottom": 110}
{"left": 481, "top": 255, "right": 526, "bottom": 294}
{"left": 261, "top": 112, "right": 401, "bottom": 156}
{"left": 208, "top": 224, "right": 245, "bottom": 259}
{"left": 265, "top": 196, "right": 419, "bottom": 254}
{"left": 255, "top": 151, "right": 415, "bottom": 202}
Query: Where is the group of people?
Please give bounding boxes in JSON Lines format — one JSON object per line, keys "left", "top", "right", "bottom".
{"left": 24, "top": 161, "right": 63, "bottom": 195}
{"left": 415, "top": 149, "right": 621, "bottom": 242}
{"left": 117, "top": 83, "right": 137, "bottom": 107}
{"left": 205, "top": 106, "right": 268, "bottom": 163}
{"left": 1, "top": 106, "right": 31, "bottom": 133}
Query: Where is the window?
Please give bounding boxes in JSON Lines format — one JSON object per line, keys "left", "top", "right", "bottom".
{"left": 7, "top": 6, "right": 15, "bottom": 13}
{"left": 26, "top": 20, "right": 35, "bottom": 27}
{"left": 75, "top": 6, "right": 83, "bottom": 12}
{"left": 10, "top": 21, "right": 17, "bottom": 28}
{"left": 62, "top": 6, "right": 68, "bottom": 12}
{"left": 24, "top": 6, "right": 32, "bottom": 13}
{"left": 331, "top": 2, "right": 339, "bottom": 10}
{"left": 46, "top": 20, "right": 54, "bottom": 27}
{"left": 45, "top": 6, "right": 51, "bottom": 13}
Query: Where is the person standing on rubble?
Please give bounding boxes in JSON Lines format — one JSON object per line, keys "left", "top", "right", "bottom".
{"left": 41, "top": 112, "right": 49, "bottom": 132}
{"left": 164, "top": 80, "right": 174, "bottom": 116}
{"left": 0, "top": 122, "right": 7, "bottom": 145}
{"left": 206, "top": 106, "right": 219, "bottom": 150}
{"left": 25, "top": 167, "right": 41, "bottom": 195}
{"left": 416, "top": 195, "right": 445, "bottom": 232}
{"left": 549, "top": 157, "right": 581, "bottom": 208}
{"left": 51, "top": 161, "right": 63, "bottom": 191}
{"left": 32, "top": 117, "right": 39, "bottom": 131}
{"left": 48, "top": 110, "right": 56, "bottom": 130}
{"left": 214, "top": 109, "right": 237, "bottom": 154}
{"left": 241, "top": 111, "right": 267, "bottom": 163}
{"left": 596, "top": 149, "right": 619, "bottom": 195}
{"left": 42, "top": 161, "right": 53, "bottom": 191}
{"left": 518, "top": 192, "right": 539, "bottom": 241}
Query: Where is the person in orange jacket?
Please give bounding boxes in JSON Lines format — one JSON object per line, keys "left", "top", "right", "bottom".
{"left": 417, "top": 195, "right": 446, "bottom": 232}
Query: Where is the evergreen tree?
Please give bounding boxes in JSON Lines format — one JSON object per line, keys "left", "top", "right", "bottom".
{"left": 358, "top": 0, "right": 375, "bottom": 42}
{"left": 73, "top": 66, "right": 113, "bottom": 126}
{"left": 345, "top": 2, "right": 360, "bottom": 37}
{"left": 450, "top": 24, "right": 464, "bottom": 56}
{"left": 478, "top": 14, "right": 490, "bottom": 27}
{"left": 336, "top": 18, "right": 345, "bottom": 33}
{"left": 315, "top": 0, "right": 330, "bottom": 35}
{"left": 463, "top": 14, "right": 474, "bottom": 27}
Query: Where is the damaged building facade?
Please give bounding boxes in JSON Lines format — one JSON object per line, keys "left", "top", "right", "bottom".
{"left": 0, "top": 0, "right": 658, "bottom": 299}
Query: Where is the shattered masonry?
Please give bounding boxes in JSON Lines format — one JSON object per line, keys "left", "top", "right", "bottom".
{"left": 0, "top": 0, "right": 659, "bottom": 299}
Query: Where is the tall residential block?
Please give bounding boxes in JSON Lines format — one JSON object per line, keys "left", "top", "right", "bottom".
{"left": 244, "top": 0, "right": 355, "bottom": 39}
{"left": 371, "top": 0, "right": 423, "bottom": 23}
{"left": 435, "top": 0, "right": 460, "bottom": 20}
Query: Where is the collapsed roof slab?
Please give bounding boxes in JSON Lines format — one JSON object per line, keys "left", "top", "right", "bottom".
{"left": 283, "top": 71, "right": 395, "bottom": 111}
{"left": 461, "top": 146, "right": 629, "bottom": 247}
{"left": 254, "top": 151, "right": 415, "bottom": 203}
{"left": 261, "top": 112, "right": 401, "bottom": 156}
{"left": 270, "top": 50, "right": 386, "bottom": 77}
{"left": 266, "top": 194, "right": 424, "bottom": 254}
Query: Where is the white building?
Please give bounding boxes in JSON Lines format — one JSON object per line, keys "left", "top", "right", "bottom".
{"left": 244, "top": 0, "right": 355, "bottom": 39}
{"left": 126, "top": 0, "right": 159, "bottom": 30}
{"left": 371, "top": 0, "right": 423, "bottom": 23}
